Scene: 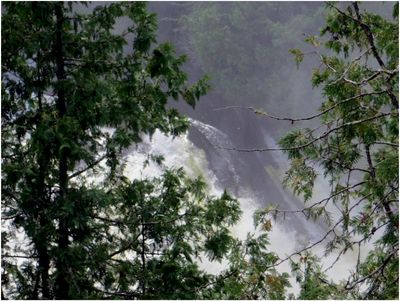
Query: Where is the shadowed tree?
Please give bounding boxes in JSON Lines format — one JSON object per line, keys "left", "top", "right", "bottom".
{"left": 1, "top": 2, "right": 289, "bottom": 300}
{"left": 1, "top": 2, "right": 207, "bottom": 299}
{"left": 240, "top": 2, "right": 398, "bottom": 299}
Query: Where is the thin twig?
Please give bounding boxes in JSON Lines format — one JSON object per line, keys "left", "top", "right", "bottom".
{"left": 345, "top": 247, "right": 398, "bottom": 290}
{"left": 68, "top": 154, "right": 107, "bottom": 179}
{"left": 219, "top": 112, "right": 393, "bottom": 152}
{"left": 265, "top": 193, "right": 371, "bottom": 269}
{"left": 213, "top": 90, "right": 387, "bottom": 124}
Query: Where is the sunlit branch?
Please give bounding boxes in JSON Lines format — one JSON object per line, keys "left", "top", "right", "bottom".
{"left": 343, "top": 68, "right": 399, "bottom": 87}
{"left": 327, "top": 47, "right": 372, "bottom": 86}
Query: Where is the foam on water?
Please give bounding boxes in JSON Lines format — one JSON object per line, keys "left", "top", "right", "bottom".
{"left": 3, "top": 124, "right": 366, "bottom": 297}
{"left": 121, "top": 130, "right": 299, "bottom": 290}
{"left": 122, "top": 126, "right": 370, "bottom": 295}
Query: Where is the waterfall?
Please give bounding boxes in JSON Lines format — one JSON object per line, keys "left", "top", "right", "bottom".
{"left": 189, "top": 118, "right": 240, "bottom": 185}
{"left": 121, "top": 119, "right": 369, "bottom": 292}
{"left": 122, "top": 127, "right": 302, "bottom": 292}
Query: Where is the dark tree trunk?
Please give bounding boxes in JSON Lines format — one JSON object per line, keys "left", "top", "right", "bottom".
{"left": 33, "top": 143, "right": 51, "bottom": 299}
{"left": 54, "top": 3, "right": 71, "bottom": 299}
{"left": 35, "top": 47, "right": 51, "bottom": 300}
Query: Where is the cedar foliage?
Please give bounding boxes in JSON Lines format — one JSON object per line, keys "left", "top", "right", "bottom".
{"left": 1, "top": 2, "right": 287, "bottom": 299}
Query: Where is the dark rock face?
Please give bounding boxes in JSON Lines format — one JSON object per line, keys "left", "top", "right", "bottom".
{"left": 148, "top": 2, "right": 326, "bottom": 237}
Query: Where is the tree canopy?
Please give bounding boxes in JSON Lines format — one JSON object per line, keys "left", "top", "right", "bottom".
{"left": 2, "top": 2, "right": 293, "bottom": 299}
{"left": 1, "top": 1, "right": 398, "bottom": 300}
{"left": 172, "top": 2, "right": 325, "bottom": 119}
{"left": 251, "top": 2, "right": 398, "bottom": 299}
{"left": 1, "top": 2, "right": 246, "bottom": 299}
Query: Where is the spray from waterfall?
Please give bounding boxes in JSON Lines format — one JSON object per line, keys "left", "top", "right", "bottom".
{"left": 121, "top": 122, "right": 366, "bottom": 294}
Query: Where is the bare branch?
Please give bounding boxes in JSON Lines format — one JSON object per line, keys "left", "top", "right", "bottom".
{"left": 68, "top": 154, "right": 107, "bottom": 179}
{"left": 213, "top": 90, "right": 388, "bottom": 124}
{"left": 192, "top": 270, "right": 238, "bottom": 293}
{"left": 220, "top": 112, "right": 393, "bottom": 152}
{"left": 2, "top": 254, "right": 37, "bottom": 259}
{"left": 92, "top": 287, "right": 140, "bottom": 299}
{"left": 351, "top": 2, "right": 385, "bottom": 69}
{"left": 373, "top": 141, "right": 399, "bottom": 148}
{"left": 108, "top": 230, "right": 143, "bottom": 259}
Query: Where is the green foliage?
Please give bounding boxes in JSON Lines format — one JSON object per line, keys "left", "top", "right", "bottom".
{"left": 291, "top": 252, "right": 350, "bottom": 300}
{"left": 1, "top": 1, "right": 210, "bottom": 299}
{"left": 79, "top": 168, "right": 242, "bottom": 299}
{"left": 1, "top": 2, "right": 288, "bottom": 299}
{"left": 289, "top": 48, "right": 305, "bottom": 69}
{"left": 177, "top": 2, "right": 324, "bottom": 118}
{"left": 200, "top": 232, "right": 289, "bottom": 300}
{"left": 283, "top": 158, "right": 317, "bottom": 202}
{"left": 357, "top": 247, "right": 399, "bottom": 299}
{"left": 260, "top": 2, "right": 398, "bottom": 299}
{"left": 3, "top": 2, "right": 398, "bottom": 299}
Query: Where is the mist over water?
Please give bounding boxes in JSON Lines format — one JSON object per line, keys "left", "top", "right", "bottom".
{"left": 121, "top": 125, "right": 364, "bottom": 294}
{"left": 136, "top": 1, "right": 386, "bottom": 291}
{"left": 28, "top": 0, "right": 395, "bottom": 294}
{"left": 3, "top": 2, "right": 396, "bottom": 299}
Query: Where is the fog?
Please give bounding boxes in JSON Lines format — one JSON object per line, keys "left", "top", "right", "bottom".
{"left": 141, "top": 1, "right": 393, "bottom": 289}
{"left": 3, "top": 2, "right": 394, "bottom": 297}
{"left": 147, "top": 2, "right": 326, "bottom": 235}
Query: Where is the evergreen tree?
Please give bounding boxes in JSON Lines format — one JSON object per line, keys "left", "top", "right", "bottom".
{"left": 1, "top": 2, "right": 207, "bottom": 299}
{"left": 253, "top": 2, "right": 398, "bottom": 298}
{"left": 2, "top": 2, "right": 289, "bottom": 299}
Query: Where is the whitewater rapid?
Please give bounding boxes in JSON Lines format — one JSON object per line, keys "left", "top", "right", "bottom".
{"left": 122, "top": 121, "right": 370, "bottom": 294}
{"left": 4, "top": 121, "right": 366, "bottom": 296}
{"left": 122, "top": 127, "right": 296, "bottom": 285}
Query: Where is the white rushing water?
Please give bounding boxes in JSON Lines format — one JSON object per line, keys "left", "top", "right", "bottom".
{"left": 122, "top": 120, "right": 371, "bottom": 294}
{"left": 3, "top": 121, "right": 364, "bottom": 297}
{"left": 123, "top": 128, "right": 298, "bottom": 285}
